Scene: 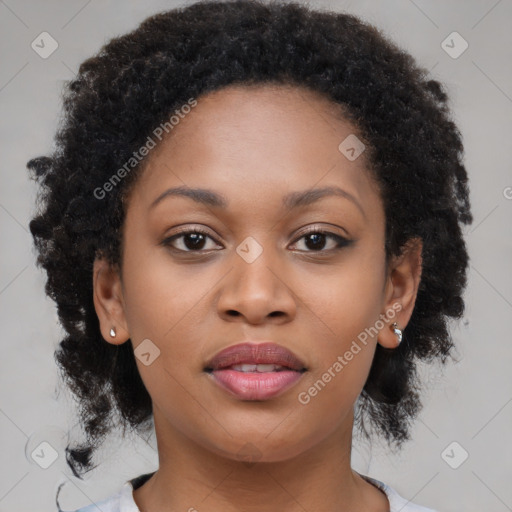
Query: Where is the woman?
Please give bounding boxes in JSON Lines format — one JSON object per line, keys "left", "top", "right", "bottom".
{"left": 27, "top": 1, "right": 472, "bottom": 510}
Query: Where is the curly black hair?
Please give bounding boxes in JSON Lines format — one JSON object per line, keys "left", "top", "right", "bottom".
{"left": 27, "top": 0, "right": 472, "bottom": 479}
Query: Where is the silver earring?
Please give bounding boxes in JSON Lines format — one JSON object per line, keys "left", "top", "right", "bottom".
{"left": 109, "top": 327, "right": 116, "bottom": 338}
{"left": 391, "top": 322, "right": 402, "bottom": 344}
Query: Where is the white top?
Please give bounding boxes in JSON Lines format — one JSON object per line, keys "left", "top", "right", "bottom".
{"left": 64, "top": 472, "right": 438, "bottom": 512}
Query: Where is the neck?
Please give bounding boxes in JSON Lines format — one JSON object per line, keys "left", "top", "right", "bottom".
{"left": 132, "top": 406, "right": 389, "bottom": 512}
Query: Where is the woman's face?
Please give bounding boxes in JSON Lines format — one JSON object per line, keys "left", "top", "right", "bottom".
{"left": 96, "top": 84, "right": 410, "bottom": 462}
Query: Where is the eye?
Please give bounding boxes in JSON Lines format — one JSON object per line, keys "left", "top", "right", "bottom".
{"left": 161, "top": 227, "right": 221, "bottom": 252}
{"left": 161, "top": 225, "right": 352, "bottom": 254}
{"left": 290, "top": 227, "right": 352, "bottom": 252}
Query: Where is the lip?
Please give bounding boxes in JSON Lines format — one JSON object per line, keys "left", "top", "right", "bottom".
{"left": 205, "top": 342, "right": 307, "bottom": 372}
{"left": 204, "top": 342, "right": 307, "bottom": 401}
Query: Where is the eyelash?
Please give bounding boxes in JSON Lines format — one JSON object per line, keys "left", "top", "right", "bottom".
{"left": 161, "top": 226, "right": 352, "bottom": 254}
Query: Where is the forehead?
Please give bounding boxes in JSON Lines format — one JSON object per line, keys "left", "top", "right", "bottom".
{"left": 129, "top": 84, "right": 381, "bottom": 217}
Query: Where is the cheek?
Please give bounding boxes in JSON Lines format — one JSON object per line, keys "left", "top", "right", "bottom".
{"left": 304, "top": 246, "right": 386, "bottom": 346}
{"left": 120, "top": 244, "right": 216, "bottom": 388}
{"left": 294, "top": 247, "right": 385, "bottom": 406}
{"left": 119, "top": 246, "right": 205, "bottom": 415}
{"left": 121, "top": 243, "right": 208, "bottom": 340}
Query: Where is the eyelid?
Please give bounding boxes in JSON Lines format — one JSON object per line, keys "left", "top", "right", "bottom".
{"left": 161, "top": 223, "right": 352, "bottom": 254}
{"left": 164, "top": 224, "right": 349, "bottom": 242}
{"left": 162, "top": 224, "right": 221, "bottom": 247}
{"left": 171, "top": 224, "right": 215, "bottom": 236}
{"left": 289, "top": 225, "right": 352, "bottom": 253}
{"left": 293, "top": 224, "right": 349, "bottom": 240}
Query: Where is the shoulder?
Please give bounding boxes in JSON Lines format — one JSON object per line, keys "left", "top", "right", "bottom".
{"left": 58, "top": 471, "right": 155, "bottom": 512}
{"left": 59, "top": 482, "right": 138, "bottom": 512}
{"left": 359, "top": 473, "right": 439, "bottom": 512}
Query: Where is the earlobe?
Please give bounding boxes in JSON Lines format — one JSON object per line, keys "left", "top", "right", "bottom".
{"left": 378, "top": 237, "right": 423, "bottom": 349}
{"left": 92, "top": 257, "right": 129, "bottom": 345}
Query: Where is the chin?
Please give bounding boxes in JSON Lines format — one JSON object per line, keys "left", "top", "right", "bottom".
{"left": 202, "top": 431, "right": 318, "bottom": 465}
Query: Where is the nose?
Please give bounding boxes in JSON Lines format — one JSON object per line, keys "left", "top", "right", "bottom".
{"left": 216, "top": 245, "right": 297, "bottom": 325}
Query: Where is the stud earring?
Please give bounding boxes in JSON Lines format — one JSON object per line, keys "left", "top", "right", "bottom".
{"left": 109, "top": 327, "right": 116, "bottom": 338}
{"left": 391, "top": 322, "right": 402, "bottom": 345}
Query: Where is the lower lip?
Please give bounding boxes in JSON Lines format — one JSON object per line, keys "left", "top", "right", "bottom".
{"left": 208, "top": 369, "right": 304, "bottom": 401}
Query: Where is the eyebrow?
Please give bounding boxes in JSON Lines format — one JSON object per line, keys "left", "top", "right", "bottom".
{"left": 150, "top": 185, "right": 366, "bottom": 218}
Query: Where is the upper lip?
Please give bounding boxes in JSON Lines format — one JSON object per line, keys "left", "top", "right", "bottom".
{"left": 205, "top": 342, "right": 307, "bottom": 372}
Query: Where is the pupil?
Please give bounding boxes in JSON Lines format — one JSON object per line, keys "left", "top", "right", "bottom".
{"left": 185, "top": 233, "right": 206, "bottom": 250}
{"left": 306, "top": 233, "right": 325, "bottom": 250}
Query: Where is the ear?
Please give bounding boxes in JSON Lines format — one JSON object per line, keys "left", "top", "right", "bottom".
{"left": 379, "top": 237, "right": 423, "bottom": 349}
{"left": 92, "top": 257, "right": 130, "bottom": 345}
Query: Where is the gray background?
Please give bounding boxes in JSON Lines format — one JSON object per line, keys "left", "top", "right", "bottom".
{"left": 1, "top": 0, "right": 511, "bottom": 511}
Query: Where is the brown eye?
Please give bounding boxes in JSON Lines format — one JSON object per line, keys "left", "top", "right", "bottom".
{"left": 290, "top": 229, "right": 352, "bottom": 252}
{"left": 162, "top": 228, "right": 221, "bottom": 252}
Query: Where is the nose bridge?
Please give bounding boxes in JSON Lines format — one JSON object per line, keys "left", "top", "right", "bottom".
{"left": 217, "top": 233, "right": 296, "bottom": 322}
{"left": 234, "top": 233, "right": 283, "bottom": 295}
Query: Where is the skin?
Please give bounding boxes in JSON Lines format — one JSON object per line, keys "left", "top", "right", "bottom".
{"left": 93, "top": 84, "right": 422, "bottom": 512}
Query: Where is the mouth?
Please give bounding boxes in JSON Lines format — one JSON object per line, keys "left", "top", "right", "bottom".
{"left": 204, "top": 342, "right": 307, "bottom": 401}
